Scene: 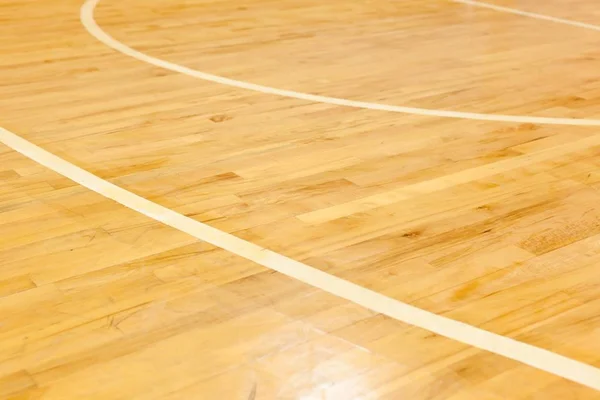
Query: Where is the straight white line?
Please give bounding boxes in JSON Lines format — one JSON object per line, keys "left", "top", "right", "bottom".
{"left": 453, "top": 0, "right": 600, "bottom": 32}
{"left": 79, "top": 0, "right": 600, "bottom": 126}
{"left": 2, "top": 127, "right": 600, "bottom": 390}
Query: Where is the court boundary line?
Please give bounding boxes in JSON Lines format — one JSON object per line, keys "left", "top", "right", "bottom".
{"left": 454, "top": 0, "right": 600, "bottom": 32}
{"left": 80, "top": 0, "right": 600, "bottom": 126}
{"left": 2, "top": 126, "right": 600, "bottom": 390}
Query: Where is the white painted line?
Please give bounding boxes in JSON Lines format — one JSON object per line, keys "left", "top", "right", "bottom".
{"left": 80, "top": 0, "right": 600, "bottom": 126}
{"left": 2, "top": 127, "right": 600, "bottom": 390}
{"left": 453, "top": 0, "right": 600, "bottom": 32}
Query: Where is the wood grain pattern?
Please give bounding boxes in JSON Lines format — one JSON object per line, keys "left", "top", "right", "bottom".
{"left": 2, "top": 0, "right": 600, "bottom": 398}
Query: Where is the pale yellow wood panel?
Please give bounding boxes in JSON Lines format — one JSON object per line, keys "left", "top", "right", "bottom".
{"left": 3, "top": 0, "right": 600, "bottom": 397}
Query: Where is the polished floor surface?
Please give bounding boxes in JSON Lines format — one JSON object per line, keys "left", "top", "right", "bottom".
{"left": 2, "top": 0, "right": 600, "bottom": 398}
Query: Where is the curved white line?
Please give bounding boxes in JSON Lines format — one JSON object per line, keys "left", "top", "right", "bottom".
{"left": 2, "top": 126, "right": 600, "bottom": 390}
{"left": 80, "top": 0, "right": 600, "bottom": 126}
{"left": 454, "top": 0, "right": 600, "bottom": 32}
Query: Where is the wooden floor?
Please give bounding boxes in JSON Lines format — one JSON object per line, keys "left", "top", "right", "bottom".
{"left": 2, "top": 0, "right": 600, "bottom": 398}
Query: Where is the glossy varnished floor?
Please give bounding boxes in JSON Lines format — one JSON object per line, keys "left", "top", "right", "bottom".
{"left": 2, "top": 0, "right": 600, "bottom": 398}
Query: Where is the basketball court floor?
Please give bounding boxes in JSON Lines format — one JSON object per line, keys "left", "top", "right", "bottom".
{"left": 1, "top": 0, "right": 600, "bottom": 398}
